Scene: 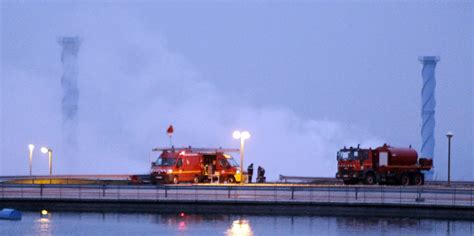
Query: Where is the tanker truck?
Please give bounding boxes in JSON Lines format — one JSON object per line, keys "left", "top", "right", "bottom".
{"left": 336, "top": 144, "right": 433, "bottom": 185}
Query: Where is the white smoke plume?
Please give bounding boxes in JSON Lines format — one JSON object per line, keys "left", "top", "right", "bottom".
{"left": 0, "top": 7, "right": 382, "bottom": 180}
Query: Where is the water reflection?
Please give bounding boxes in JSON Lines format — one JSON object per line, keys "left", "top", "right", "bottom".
{"left": 151, "top": 213, "right": 228, "bottom": 227}
{"left": 35, "top": 216, "right": 52, "bottom": 236}
{"left": 178, "top": 221, "right": 187, "bottom": 231}
{"left": 154, "top": 213, "right": 254, "bottom": 235}
{"left": 226, "top": 219, "right": 253, "bottom": 236}
{"left": 1, "top": 212, "right": 472, "bottom": 235}
{"left": 336, "top": 216, "right": 420, "bottom": 230}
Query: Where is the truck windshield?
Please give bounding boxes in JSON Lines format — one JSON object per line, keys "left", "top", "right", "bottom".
{"left": 155, "top": 157, "right": 176, "bottom": 166}
{"left": 337, "top": 151, "right": 359, "bottom": 160}
{"left": 224, "top": 154, "right": 240, "bottom": 167}
{"left": 227, "top": 158, "right": 239, "bottom": 167}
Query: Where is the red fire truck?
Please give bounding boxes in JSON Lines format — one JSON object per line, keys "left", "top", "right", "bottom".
{"left": 336, "top": 144, "right": 433, "bottom": 185}
{"left": 150, "top": 147, "right": 242, "bottom": 184}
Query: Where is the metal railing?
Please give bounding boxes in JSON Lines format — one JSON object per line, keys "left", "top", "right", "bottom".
{"left": 279, "top": 175, "right": 340, "bottom": 184}
{"left": 1, "top": 183, "right": 473, "bottom": 208}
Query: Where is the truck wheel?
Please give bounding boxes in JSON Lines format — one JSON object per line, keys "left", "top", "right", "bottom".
{"left": 364, "top": 173, "right": 377, "bottom": 185}
{"left": 413, "top": 173, "right": 424, "bottom": 186}
{"left": 227, "top": 176, "right": 236, "bottom": 183}
{"left": 193, "top": 175, "right": 200, "bottom": 184}
{"left": 400, "top": 174, "right": 410, "bottom": 186}
{"left": 172, "top": 176, "right": 179, "bottom": 184}
{"left": 150, "top": 173, "right": 158, "bottom": 185}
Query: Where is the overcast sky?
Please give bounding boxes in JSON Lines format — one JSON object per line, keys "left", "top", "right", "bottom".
{"left": 1, "top": 1, "right": 472, "bottom": 180}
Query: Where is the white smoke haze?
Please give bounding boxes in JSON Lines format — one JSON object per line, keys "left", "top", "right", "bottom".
{"left": 0, "top": 5, "right": 386, "bottom": 180}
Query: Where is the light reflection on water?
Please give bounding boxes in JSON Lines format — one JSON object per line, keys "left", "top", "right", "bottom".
{"left": 35, "top": 216, "right": 52, "bottom": 236}
{"left": 0, "top": 212, "right": 473, "bottom": 235}
{"left": 226, "top": 219, "right": 253, "bottom": 236}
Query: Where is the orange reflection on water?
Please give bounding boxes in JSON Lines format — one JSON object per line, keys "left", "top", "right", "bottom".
{"left": 35, "top": 217, "right": 52, "bottom": 236}
{"left": 226, "top": 219, "right": 253, "bottom": 236}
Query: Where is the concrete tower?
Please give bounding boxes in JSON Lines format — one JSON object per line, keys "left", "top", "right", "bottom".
{"left": 58, "top": 36, "right": 81, "bottom": 170}
{"left": 418, "top": 56, "right": 439, "bottom": 180}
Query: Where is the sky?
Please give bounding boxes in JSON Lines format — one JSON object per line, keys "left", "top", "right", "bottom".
{"left": 0, "top": 1, "right": 472, "bottom": 180}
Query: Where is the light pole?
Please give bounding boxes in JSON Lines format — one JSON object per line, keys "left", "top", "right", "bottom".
{"left": 41, "top": 147, "right": 53, "bottom": 176}
{"left": 28, "top": 144, "right": 35, "bottom": 176}
{"left": 446, "top": 132, "right": 453, "bottom": 185}
{"left": 233, "top": 130, "right": 251, "bottom": 184}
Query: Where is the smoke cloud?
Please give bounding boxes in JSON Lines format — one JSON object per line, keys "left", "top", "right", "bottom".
{"left": 1, "top": 5, "right": 382, "bottom": 180}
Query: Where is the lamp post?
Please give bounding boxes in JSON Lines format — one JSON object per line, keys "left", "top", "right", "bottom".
{"left": 446, "top": 132, "right": 453, "bottom": 185}
{"left": 233, "top": 130, "right": 251, "bottom": 184}
{"left": 41, "top": 147, "right": 53, "bottom": 176}
{"left": 28, "top": 144, "right": 35, "bottom": 176}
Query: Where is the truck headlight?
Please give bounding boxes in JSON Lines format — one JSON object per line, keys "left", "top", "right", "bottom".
{"left": 167, "top": 169, "right": 173, "bottom": 174}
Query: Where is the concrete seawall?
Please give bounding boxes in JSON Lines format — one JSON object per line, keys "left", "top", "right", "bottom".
{"left": 1, "top": 199, "right": 474, "bottom": 220}
{"left": 1, "top": 184, "right": 473, "bottom": 220}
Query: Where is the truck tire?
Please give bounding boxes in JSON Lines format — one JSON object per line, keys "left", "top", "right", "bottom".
{"left": 227, "top": 176, "right": 236, "bottom": 183}
{"left": 150, "top": 173, "right": 159, "bottom": 185}
{"left": 413, "top": 173, "right": 424, "bottom": 186}
{"left": 193, "top": 175, "right": 200, "bottom": 184}
{"left": 400, "top": 174, "right": 410, "bottom": 186}
{"left": 172, "top": 176, "right": 179, "bottom": 184}
{"left": 364, "top": 173, "right": 377, "bottom": 185}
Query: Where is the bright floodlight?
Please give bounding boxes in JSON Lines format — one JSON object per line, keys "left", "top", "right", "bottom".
{"left": 446, "top": 132, "right": 453, "bottom": 138}
{"left": 28, "top": 144, "right": 35, "bottom": 151}
{"left": 41, "top": 147, "right": 49, "bottom": 154}
{"left": 241, "top": 131, "right": 251, "bottom": 140}
{"left": 233, "top": 131, "right": 241, "bottom": 139}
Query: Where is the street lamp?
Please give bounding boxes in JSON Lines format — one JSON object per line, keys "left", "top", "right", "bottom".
{"left": 446, "top": 132, "right": 453, "bottom": 185}
{"left": 28, "top": 144, "right": 35, "bottom": 176}
{"left": 233, "top": 130, "right": 251, "bottom": 184}
{"left": 41, "top": 147, "right": 53, "bottom": 176}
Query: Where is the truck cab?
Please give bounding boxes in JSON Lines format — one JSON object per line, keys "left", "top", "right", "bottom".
{"left": 336, "top": 147, "right": 376, "bottom": 185}
{"left": 150, "top": 147, "right": 241, "bottom": 184}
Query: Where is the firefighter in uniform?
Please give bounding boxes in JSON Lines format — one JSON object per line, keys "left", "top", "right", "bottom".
{"left": 247, "top": 163, "right": 254, "bottom": 183}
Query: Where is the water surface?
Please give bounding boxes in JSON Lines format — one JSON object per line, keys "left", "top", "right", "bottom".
{"left": 1, "top": 212, "right": 472, "bottom": 235}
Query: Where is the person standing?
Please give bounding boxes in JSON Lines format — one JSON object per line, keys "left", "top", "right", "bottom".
{"left": 247, "top": 163, "right": 254, "bottom": 183}
{"left": 257, "top": 166, "right": 266, "bottom": 183}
